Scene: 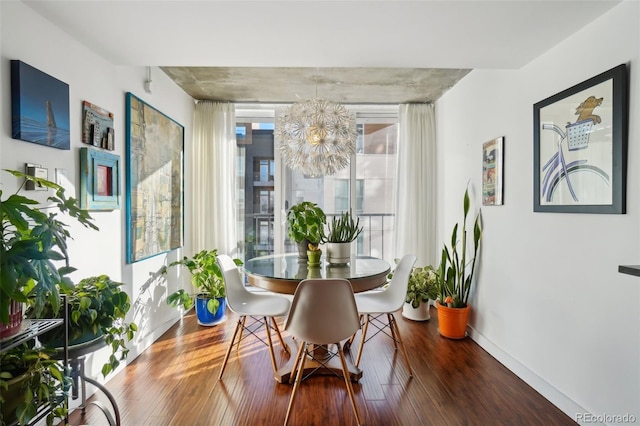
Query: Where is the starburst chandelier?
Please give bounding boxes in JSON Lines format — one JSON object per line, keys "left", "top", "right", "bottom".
{"left": 275, "top": 97, "right": 357, "bottom": 176}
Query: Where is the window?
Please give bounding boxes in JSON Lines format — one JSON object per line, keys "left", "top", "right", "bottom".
{"left": 235, "top": 106, "right": 398, "bottom": 263}
{"left": 254, "top": 158, "right": 275, "bottom": 183}
{"left": 334, "top": 179, "right": 364, "bottom": 213}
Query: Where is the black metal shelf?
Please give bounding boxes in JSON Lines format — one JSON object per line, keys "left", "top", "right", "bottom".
{"left": 0, "top": 296, "right": 68, "bottom": 426}
{"left": 618, "top": 265, "right": 640, "bottom": 277}
{"left": 0, "top": 319, "right": 64, "bottom": 352}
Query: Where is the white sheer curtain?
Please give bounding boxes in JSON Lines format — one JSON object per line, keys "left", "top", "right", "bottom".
{"left": 394, "top": 103, "right": 437, "bottom": 267}
{"left": 191, "top": 101, "right": 238, "bottom": 255}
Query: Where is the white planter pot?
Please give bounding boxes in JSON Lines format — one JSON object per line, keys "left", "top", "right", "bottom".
{"left": 325, "top": 242, "right": 351, "bottom": 265}
{"left": 402, "top": 301, "right": 431, "bottom": 321}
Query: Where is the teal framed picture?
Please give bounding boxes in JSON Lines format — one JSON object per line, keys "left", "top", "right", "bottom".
{"left": 80, "top": 147, "right": 121, "bottom": 210}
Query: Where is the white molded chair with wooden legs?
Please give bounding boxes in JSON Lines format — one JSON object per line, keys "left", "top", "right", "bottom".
{"left": 351, "top": 254, "right": 416, "bottom": 377}
{"left": 284, "top": 279, "right": 363, "bottom": 426}
{"left": 216, "top": 254, "right": 291, "bottom": 380}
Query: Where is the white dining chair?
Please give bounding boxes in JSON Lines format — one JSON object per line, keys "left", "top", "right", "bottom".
{"left": 284, "top": 278, "right": 363, "bottom": 426}
{"left": 351, "top": 254, "right": 416, "bottom": 376}
{"left": 216, "top": 254, "right": 291, "bottom": 380}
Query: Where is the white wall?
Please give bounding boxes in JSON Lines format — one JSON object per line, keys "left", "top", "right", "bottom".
{"left": 436, "top": 1, "right": 639, "bottom": 423}
{"left": 3, "top": 0, "right": 639, "bottom": 422}
{"left": 0, "top": 1, "right": 195, "bottom": 392}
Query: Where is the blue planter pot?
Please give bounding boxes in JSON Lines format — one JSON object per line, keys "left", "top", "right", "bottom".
{"left": 195, "top": 295, "right": 227, "bottom": 326}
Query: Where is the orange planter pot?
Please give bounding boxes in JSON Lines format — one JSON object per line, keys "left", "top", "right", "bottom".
{"left": 436, "top": 302, "right": 470, "bottom": 339}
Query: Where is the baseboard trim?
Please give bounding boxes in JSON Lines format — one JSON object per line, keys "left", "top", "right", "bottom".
{"left": 468, "top": 326, "right": 589, "bottom": 423}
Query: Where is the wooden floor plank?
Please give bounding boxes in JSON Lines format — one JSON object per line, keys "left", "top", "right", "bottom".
{"left": 64, "top": 307, "right": 576, "bottom": 425}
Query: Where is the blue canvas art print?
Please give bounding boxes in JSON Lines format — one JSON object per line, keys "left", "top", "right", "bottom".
{"left": 11, "top": 60, "right": 70, "bottom": 150}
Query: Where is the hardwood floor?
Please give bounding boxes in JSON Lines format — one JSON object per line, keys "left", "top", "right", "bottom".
{"left": 66, "top": 307, "right": 576, "bottom": 425}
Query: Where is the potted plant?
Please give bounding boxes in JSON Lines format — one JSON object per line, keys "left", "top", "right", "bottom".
{"left": 0, "top": 345, "right": 71, "bottom": 425}
{"left": 163, "top": 249, "right": 242, "bottom": 326}
{"left": 0, "top": 169, "right": 96, "bottom": 337}
{"left": 402, "top": 265, "right": 439, "bottom": 321}
{"left": 27, "top": 275, "right": 138, "bottom": 377}
{"left": 436, "top": 186, "right": 482, "bottom": 339}
{"left": 306, "top": 243, "right": 322, "bottom": 266}
{"left": 321, "top": 210, "right": 363, "bottom": 265}
{"left": 286, "top": 201, "right": 326, "bottom": 259}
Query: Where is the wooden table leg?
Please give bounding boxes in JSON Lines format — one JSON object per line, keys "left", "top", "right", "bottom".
{"left": 275, "top": 338, "right": 362, "bottom": 384}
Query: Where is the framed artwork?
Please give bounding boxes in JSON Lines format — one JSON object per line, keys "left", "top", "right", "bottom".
{"left": 533, "top": 64, "right": 628, "bottom": 214}
{"left": 125, "top": 93, "right": 184, "bottom": 263}
{"left": 82, "top": 101, "right": 115, "bottom": 150}
{"left": 80, "top": 147, "right": 121, "bottom": 210}
{"left": 482, "top": 136, "right": 504, "bottom": 206}
{"left": 10, "top": 60, "right": 70, "bottom": 150}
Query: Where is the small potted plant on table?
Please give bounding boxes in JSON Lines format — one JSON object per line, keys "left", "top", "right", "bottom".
{"left": 286, "top": 201, "right": 326, "bottom": 260}
{"left": 322, "top": 210, "right": 363, "bottom": 265}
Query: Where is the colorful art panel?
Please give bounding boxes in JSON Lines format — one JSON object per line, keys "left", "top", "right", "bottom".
{"left": 125, "top": 93, "right": 184, "bottom": 263}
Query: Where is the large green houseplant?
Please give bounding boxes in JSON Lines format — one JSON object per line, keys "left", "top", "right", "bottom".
{"left": 286, "top": 201, "right": 326, "bottom": 258}
{"left": 163, "top": 249, "right": 242, "bottom": 324}
{"left": 0, "top": 169, "right": 96, "bottom": 425}
{"left": 0, "top": 169, "right": 96, "bottom": 333}
{"left": 436, "top": 186, "right": 482, "bottom": 338}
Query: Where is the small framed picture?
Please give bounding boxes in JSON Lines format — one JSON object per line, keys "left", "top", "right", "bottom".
{"left": 80, "top": 147, "right": 120, "bottom": 210}
{"left": 482, "top": 137, "right": 504, "bottom": 206}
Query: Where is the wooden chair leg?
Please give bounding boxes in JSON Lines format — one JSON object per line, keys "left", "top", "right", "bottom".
{"left": 355, "top": 314, "right": 370, "bottom": 368}
{"left": 390, "top": 314, "right": 413, "bottom": 377}
{"left": 387, "top": 313, "right": 398, "bottom": 350}
{"left": 263, "top": 316, "right": 279, "bottom": 374}
{"left": 218, "top": 318, "right": 243, "bottom": 380}
{"left": 284, "top": 342, "right": 308, "bottom": 425}
{"left": 271, "top": 317, "right": 289, "bottom": 353}
{"left": 236, "top": 316, "right": 247, "bottom": 352}
{"left": 337, "top": 343, "right": 363, "bottom": 425}
{"left": 288, "top": 340, "right": 307, "bottom": 386}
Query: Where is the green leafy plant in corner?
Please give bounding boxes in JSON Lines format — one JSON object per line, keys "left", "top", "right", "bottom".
{"left": 406, "top": 265, "right": 439, "bottom": 308}
{"left": 163, "top": 249, "right": 242, "bottom": 315}
{"left": 322, "top": 210, "right": 363, "bottom": 243}
{"left": 437, "top": 186, "right": 482, "bottom": 308}
{"left": 389, "top": 261, "right": 439, "bottom": 308}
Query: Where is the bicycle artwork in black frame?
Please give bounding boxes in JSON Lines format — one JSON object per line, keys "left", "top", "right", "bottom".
{"left": 533, "top": 63, "right": 628, "bottom": 214}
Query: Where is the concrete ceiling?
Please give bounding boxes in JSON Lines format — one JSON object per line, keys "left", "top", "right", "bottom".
{"left": 159, "top": 66, "right": 472, "bottom": 103}
{"left": 22, "top": 0, "right": 622, "bottom": 104}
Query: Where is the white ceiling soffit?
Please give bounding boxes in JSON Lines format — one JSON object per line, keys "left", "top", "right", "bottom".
{"left": 23, "top": 0, "right": 622, "bottom": 70}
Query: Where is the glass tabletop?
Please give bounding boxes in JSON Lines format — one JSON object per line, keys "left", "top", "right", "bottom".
{"left": 243, "top": 253, "right": 391, "bottom": 294}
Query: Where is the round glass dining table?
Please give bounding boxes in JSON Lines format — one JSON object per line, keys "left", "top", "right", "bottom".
{"left": 243, "top": 253, "right": 391, "bottom": 383}
{"left": 243, "top": 253, "right": 391, "bottom": 295}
